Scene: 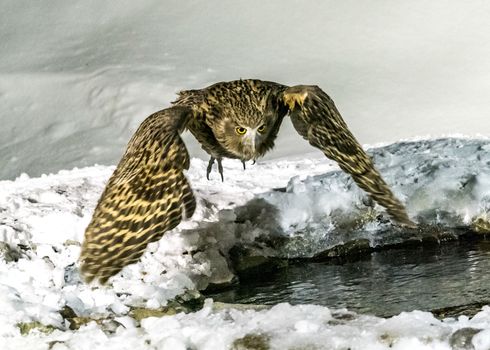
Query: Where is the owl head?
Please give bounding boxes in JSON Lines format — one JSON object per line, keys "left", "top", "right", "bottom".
{"left": 212, "top": 96, "right": 286, "bottom": 161}
{"left": 184, "top": 79, "right": 287, "bottom": 161}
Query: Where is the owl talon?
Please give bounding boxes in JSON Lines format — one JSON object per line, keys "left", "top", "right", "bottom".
{"left": 206, "top": 156, "right": 224, "bottom": 181}
{"left": 217, "top": 158, "right": 224, "bottom": 182}
{"left": 242, "top": 160, "right": 246, "bottom": 170}
{"left": 206, "top": 157, "right": 215, "bottom": 180}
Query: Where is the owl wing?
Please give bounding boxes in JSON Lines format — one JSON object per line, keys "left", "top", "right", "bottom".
{"left": 281, "top": 85, "right": 415, "bottom": 227}
{"left": 80, "top": 106, "right": 196, "bottom": 283}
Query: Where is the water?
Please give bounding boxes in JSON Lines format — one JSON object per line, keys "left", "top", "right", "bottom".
{"left": 209, "top": 240, "right": 490, "bottom": 317}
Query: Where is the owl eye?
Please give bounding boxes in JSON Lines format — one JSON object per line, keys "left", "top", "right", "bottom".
{"left": 235, "top": 127, "right": 247, "bottom": 135}
{"left": 257, "top": 125, "right": 266, "bottom": 133}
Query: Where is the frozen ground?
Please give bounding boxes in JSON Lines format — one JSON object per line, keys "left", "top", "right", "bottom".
{"left": 1, "top": 138, "right": 490, "bottom": 349}
{"left": 2, "top": 1, "right": 490, "bottom": 179}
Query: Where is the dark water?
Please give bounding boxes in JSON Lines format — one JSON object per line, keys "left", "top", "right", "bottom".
{"left": 209, "top": 240, "right": 490, "bottom": 317}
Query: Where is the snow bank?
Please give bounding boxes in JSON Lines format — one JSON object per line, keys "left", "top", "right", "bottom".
{"left": 2, "top": 301, "right": 490, "bottom": 350}
{"left": 263, "top": 137, "right": 490, "bottom": 256}
{"left": 1, "top": 138, "right": 490, "bottom": 349}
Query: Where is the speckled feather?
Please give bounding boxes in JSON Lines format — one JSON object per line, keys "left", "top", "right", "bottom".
{"left": 284, "top": 85, "right": 414, "bottom": 226}
{"left": 80, "top": 79, "right": 414, "bottom": 284}
{"left": 80, "top": 106, "right": 195, "bottom": 283}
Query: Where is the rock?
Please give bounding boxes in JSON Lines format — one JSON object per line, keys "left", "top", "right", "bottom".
{"left": 0, "top": 242, "right": 21, "bottom": 262}
{"left": 333, "top": 207, "right": 380, "bottom": 231}
{"left": 231, "top": 333, "right": 270, "bottom": 350}
{"left": 471, "top": 215, "right": 490, "bottom": 234}
{"left": 63, "top": 263, "right": 81, "bottom": 284}
{"left": 450, "top": 327, "right": 482, "bottom": 350}
{"left": 432, "top": 301, "right": 490, "bottom": 319}
{"left": 229, "top": 243, "right": 287, "bottom": 278}
{"left": 66, "top": 317, "right": 120, "bottom": 332}
{"left": 67, "top": 317, "right": 94, "bottom": 330}
{"left": 193, "top": 248, "right": 237, "bottom": 291}
{"left": 59, "top": 305, "right": 77, "bottom": 320}
{"left": 313, "top": 238, "right": 371, "bottom": 261}
{"left": 17, "top": 321, "right": 57, "bottom": 335}
{"left": 212, "top": 302, "right": 270, "bottom": 312}
{"left": 130, "top": 307, "right": 179, "bottom": 322}
{"left": 63, "top": 239, "right": 81, "bottom": 247}
{"left": 173, "top": 289, "right": 205, "bottom": 312}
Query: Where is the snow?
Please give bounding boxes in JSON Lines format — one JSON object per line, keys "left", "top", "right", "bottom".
{"left": 2, "top": 300, "right": 490, "bottom": 350}
{"left": 1, "top": 137, "right": 490, "bottom": 349}
{"left": 2, "top": 1, "right": 490, "bottom": 179}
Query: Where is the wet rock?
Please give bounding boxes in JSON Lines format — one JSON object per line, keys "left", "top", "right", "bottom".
{"left": 172, "top": 289, "right": 205, "bottom": 312}
{"left": 59, "top": 305, "right": 77, "bottom": 320}
{"left": 472, "top": 215, "right": 490, "bottom": 234}
{"left": 450, "top": 327, "right": 482, "bottom": 350}
{"left": 432, "top": 301, "right": 490, "bottom": 319}
{"left": 0, "top": 242, "right": 21, "bottom": 262}
{"left": 193, "top": 248, "right": 237, "bottom": 291}
{"left": 229, "top": 243, "right": 287, "bottom": 278}
{"left": 313, "top": 238, "right": 371, "bottom": 261}
{"left": 331, "top": 310, "right": 357, "bottom": 321}
{"left": 421, "top": 234, "right": 441, "bottom": 245}
{"left": 212, "top": 302, "right": 270, "bottom": 312}
{"left": 333, "top": 207, "right": 379, "bottom": 231}
{"left": 437, "top": 231, "right": 460, "bottom": 242}
{"left": 231, "top": 333, "right": 270, "bottom": 350}
{"left": 328, "top": 310, "right": 358, "bottom": 325}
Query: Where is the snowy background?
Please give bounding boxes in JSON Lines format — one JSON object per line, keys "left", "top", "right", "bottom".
{"left": 1, "top": 0, "right": 490, "bottom": 180}
{"left": 2, "top": 1, "right": 490, "bottom": 349}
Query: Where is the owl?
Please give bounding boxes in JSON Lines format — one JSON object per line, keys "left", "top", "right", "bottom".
{"left": 80, "top": 79, "right": 415, "bottom": 283}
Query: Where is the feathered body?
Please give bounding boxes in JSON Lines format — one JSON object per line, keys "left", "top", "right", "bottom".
{"left": 80, "top": 79, "right": 415, "bottom": 283}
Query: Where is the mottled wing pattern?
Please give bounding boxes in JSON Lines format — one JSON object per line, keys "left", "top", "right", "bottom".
{"left": 80, "top": 106, "right": 196, "bottom": 283}
{"left": 282, "top": 85, "right": 415, "bottom": 227}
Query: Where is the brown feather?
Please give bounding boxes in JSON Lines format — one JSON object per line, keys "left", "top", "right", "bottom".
{"left": 80, "top": 106, "right": 195, "bottom": 283}
{"left": 282, "top": 85, "right": 415, "bottom": 227}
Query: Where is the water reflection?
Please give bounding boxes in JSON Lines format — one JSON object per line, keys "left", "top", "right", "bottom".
{"left": 209, "top": 241, "right": 490, "bottom": 317}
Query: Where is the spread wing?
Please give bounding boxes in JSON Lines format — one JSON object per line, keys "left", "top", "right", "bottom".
{"left": 281, "top": 85, "right": 415, "bottom": 227}
{"left": 80, "top": 106, "right": 196, "bottom": 283}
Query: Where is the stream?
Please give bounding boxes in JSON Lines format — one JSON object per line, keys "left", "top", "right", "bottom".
{"left": 208, "top": 240, "right": 490, "bottom": 317}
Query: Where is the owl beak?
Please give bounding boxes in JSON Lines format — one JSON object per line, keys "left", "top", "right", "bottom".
{"left": 244, "top": 128, "right": 258, "bottom": 150}
{"left": 250, "top": 131, "right": 261, "bottom": 152}
{"left": 251, "top": 133, "right": 256, "bottom": 151}
{"left": 243, "top": 128, "right": 260, "bottom": 160}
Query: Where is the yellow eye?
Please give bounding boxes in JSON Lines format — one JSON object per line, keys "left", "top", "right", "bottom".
{"left": 257, "top": 125, "right": 266, "bottom": 133}
{"left": 235, "top": 127, "right": 247, "bottom": 135}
